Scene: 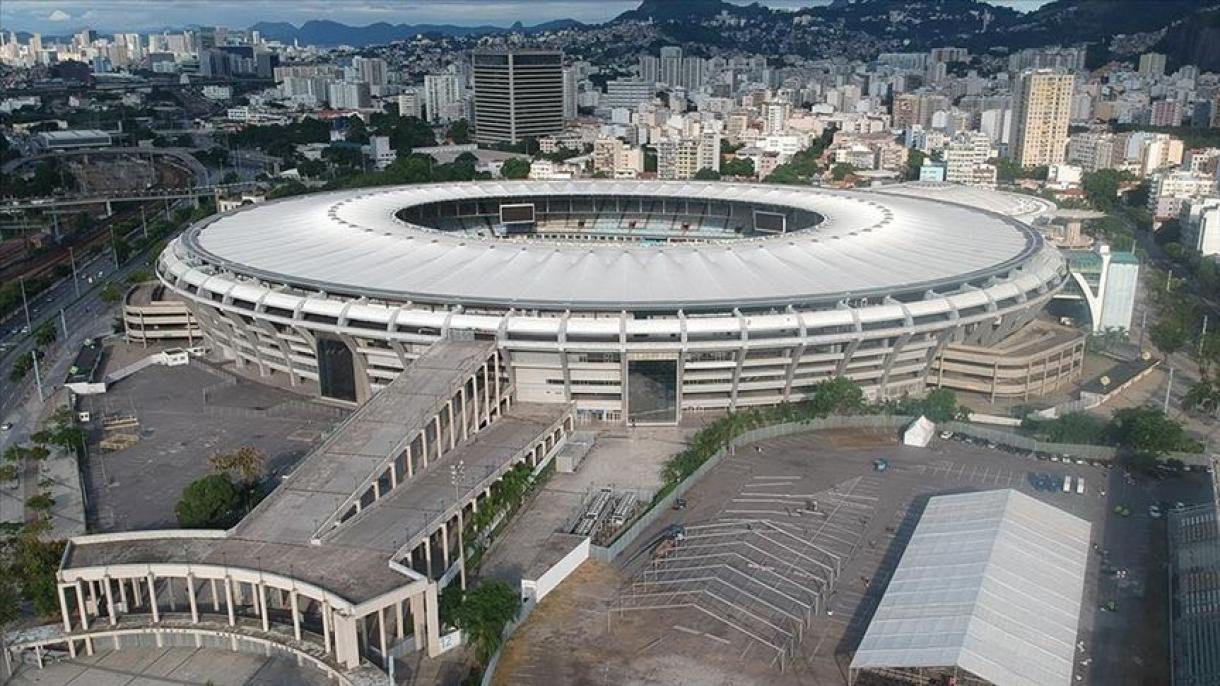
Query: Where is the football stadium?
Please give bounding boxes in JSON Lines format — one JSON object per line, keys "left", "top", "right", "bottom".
{"left": 156, "top": 180, "right": 1068, "bottom": 422}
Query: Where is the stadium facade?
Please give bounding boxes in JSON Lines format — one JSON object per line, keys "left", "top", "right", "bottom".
{"left": 156, "top": 180, "right": 1068, "bottom": 423}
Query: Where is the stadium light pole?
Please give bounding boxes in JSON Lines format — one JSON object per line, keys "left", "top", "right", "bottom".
{"left": 31, "top": 349, "right": 44, "bottom": 401}
{"left": 449, "top": 460, "right": 467, "bottom": 591}
{"left": 68, "top": 246, "right": 80, "bottom": 298}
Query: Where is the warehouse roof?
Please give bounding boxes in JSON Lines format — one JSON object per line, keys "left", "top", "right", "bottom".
{"left": 177, "top": 180, "right": 1048, "bottom": 310}
{"left": 850, "top": 489, "right": 1091, "bottom": 686}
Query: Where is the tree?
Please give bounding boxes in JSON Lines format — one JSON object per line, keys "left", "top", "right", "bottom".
{"left": 175, "top": 473, "right": 241, "bottom": 528}
{"left": 34, "top": 322, "right": 57, "bottom": 347}
{"left": 10, "top": 525, "right": 66, "bottom": 616}
{"left": 1150, "top": 319, "right": 1188, "bottom": 356}
{"left": 99, "top": 282, "right": 122, "bottom": 304}
{"left": 1082, "top": 169, "right": 1130, "bottom": 213}
{"left": 455, "top": 580, "right": 521, "bottom": 665}
{"left": 831, "top": 162, "right": 856, "bottom": 181}
{"left": 917, "top": 389, "right": 961, "bottom": 423}
{"left": 501, "top": 158, "right": 531, "bottom": 180}
{"left": 905, "top": 149, "right": 926, "bottom": 180}
{"left": 721, "top": 156, "right": 754, "bottom": 177}
{"left": 693, "top": 167, "right": 720, "bottom": 180}
{"left": 806, "top": 377, "right": 865, "bottom": 416}
{"left": 446, "top": 119, "right": 471, "bottom": 145}
{"left": 1108, "top": 407, "right": 1190, "bottom": 457}
{"left": 209, "top": 445, "right": 266, "bottom": 484}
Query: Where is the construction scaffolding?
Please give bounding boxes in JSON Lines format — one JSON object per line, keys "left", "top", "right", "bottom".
{"left": 612, "top": 476, "right": 875, "bottom": 671}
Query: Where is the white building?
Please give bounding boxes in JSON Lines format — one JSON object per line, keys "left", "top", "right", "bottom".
{"left": 1182, "top": 197, "right": 1220, "bottom": 257}
{"left": 423, "top": 73, "right": 463, "bottom": 124}
{"left": 944, "top": 132, "right": 995, "bottom": 188}
{"left": 367, "top": 136, "right": 396, "bottom": 170}
{"left": 1148, "top": 169, "right": 1216, "bottom": 219}
{"left": 397, "top": 90, "right": 422, "bottom": 118}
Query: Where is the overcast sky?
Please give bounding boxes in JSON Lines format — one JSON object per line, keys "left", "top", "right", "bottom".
{"left": 1, "top": 1, "right": 1054, "bottom": 35}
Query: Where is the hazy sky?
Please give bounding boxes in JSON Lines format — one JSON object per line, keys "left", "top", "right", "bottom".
{"left": 1, "top": 1, "right": 1054, "bottom": 35}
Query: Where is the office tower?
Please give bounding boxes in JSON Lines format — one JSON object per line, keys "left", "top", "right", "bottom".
{"left": 562, "top": 66, "right": 578, "bottom": 120}
{"left": 639, "top": 55, "right": 659, "bottom": 84}
{"left": 1009, "top": 70, "right": 1074, "bottom": 167}
{"left": 1138, "top": 52, "right": 1166, "bottom": 77}
{"left": 472, "top": 50, "right": 564, "bottom": 144}
{"left": 659, "top": 46, "right": 682, "bottom": 87}
{"left": 423, "top": 73, "right": 462, "bottom": 123}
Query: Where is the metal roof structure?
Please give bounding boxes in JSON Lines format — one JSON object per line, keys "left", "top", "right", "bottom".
{"left": 870, "top": 181, "right": 1059, "bottom": 223}
{"left": 180, "top": 180, "right": 1046, "bottom": 311}
{"left": 850, "top": 489, "right": 1091, "bottom": 686}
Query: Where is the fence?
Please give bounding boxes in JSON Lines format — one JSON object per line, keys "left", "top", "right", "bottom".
{"left": 942, "top": 421, "right": 1209, "bottom": 466}
{"left": 589, "top": 414, "right": 912, "bottom": 562}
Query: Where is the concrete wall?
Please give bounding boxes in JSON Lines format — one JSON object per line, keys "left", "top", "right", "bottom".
{"left": 521, "top": 537, "right": 590, "bottom": 604}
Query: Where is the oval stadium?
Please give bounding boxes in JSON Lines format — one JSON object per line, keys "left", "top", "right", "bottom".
{"left": 156, "top": 180, "right": 1069, "bottom": 423}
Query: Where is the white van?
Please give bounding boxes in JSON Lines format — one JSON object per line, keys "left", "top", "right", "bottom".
{"left": 1062, "top": 475, "right": 1072, "bottom": 493}
{"left": 1076, "top": 477, "right": 1085, "bottom": 495}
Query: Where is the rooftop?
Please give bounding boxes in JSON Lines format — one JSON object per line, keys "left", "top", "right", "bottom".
{"left": 176, "top": 180, "right": 1048, "bottom": 311}
{"left": 850, "top": 489, "right": 1091, "bottom": 686}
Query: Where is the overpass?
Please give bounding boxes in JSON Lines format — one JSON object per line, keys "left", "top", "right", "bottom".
{"left": 0, "top": 181, "right": 261, "bottom": 213}
{"left": 2, "top": 146, "right": 209, "bottom": 186}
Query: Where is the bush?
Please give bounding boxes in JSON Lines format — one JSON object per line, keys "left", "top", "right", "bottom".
{"left": 175, "top": 473, "right": 241, "bottom": 528}
{"left": 454, "top": 580, "right": 521, "bottom": 665}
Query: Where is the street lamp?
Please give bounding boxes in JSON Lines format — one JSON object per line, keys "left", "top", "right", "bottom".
{"left": 449, "top": 460, "right": 467, "bottom": 590}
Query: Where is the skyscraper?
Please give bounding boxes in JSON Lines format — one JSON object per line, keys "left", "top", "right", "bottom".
{"left": 423, "top": 73, "right": 462, "bottom": 124}
{"left": 562, "top": 66, "right": 578, "bottom": 121}
{"left": 1009, "top": 70, "right": 1074, "bottom": 168}
{"left": 659, "top": 46, "right": 682, "bottom": 87}
{"left": 472, "top": 50, "right": 564, "bottom": 144}
{"left": 639, "top": 55, "right": 659, "bottom": 84}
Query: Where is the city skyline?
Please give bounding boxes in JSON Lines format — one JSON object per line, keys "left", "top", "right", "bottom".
{"left": 1, "top": 0, "right": 1054, "bottom": 34}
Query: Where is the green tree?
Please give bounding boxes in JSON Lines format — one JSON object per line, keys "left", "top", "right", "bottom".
{"left": 209, "top": 445, "right": 266, "bottom": 485}
{"left": 99, "top": 282, "right": 122, "bottom": 304}
{"left": 831, "top": 162, "right": 856, "bottom": 181}
{"left": 1082, "top": 169, "right": 1129, "bottom": 213}
{"left": 501, "top": 158, "right": 531, "bottom": 180}
{"left": 11, "top": 526, "right": 66, "bottom": 616}
{"left": 721, "top": 156, "right": 754, "bottom": 177}
{"left": 446, "top": 119, "right": 471, "bottom": 145}
{"left": 1108, "top": 407, "right": 1190, "bottom": 457}
{"left": 905, "top": 149, "right": 926, "bottom": 180}
{"left": 174, "top": 473, "right": 241, "bottom": 528}
{"left": 1150, "top": 319, "right": 1188, "bottom": 356}
{"left": 806, "top": 377, "right": 865, "bottom": 416}
{"left": 34, "top": 322, "right": 57, "bottom": 347}
{"left": 455, "top": 580, "right": 521, "bottom": 665}
{"left": 693, "top": 167, "right": 720, "bottom": 180}
{"left": 916, "top": 389, "right": 961, "bottom": 423}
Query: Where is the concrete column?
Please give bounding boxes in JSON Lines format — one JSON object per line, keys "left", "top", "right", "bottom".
{"left": 187, "top": 574, "right": 199, "bottom": 623}
{"left": 224, "top": 577, "right": 236, "bottom": 626}
{"left": 58, "top": 584, "right": 73, "bottom": 632}
{"left": 424, "top": 584, "right": 441, "bottom": 658}
{"left": 493, "top": 353, "right": 502, "bottom": 416}
{"left": 411, "top": 594, "right": 426, "bottom": 650}
{"left": 389, "top": 461, "right": 398, "bottom": 489}
{"left": 74, "top": 581, "right": 89, "bottom": 631}
{"left": 406, "top": 443, "right": 414, "bottom": 478}
{"left": 441, "top": 521, "right": 450, "bottom": 570}
{"left": 421, "top": 428, "right": 429, "bottom": 468}
{"left": 322, "top": 601, "right": 332, "bottom": 654}
{"left": 373, "top": 480, "right": 381, "bottom": 499}
{"left": 424, "top": 536, "right": 434, "bottom": 578}
{"left": 433, "top": 415, "right": 443, "bottom": 459}
{"left": 87, "top": 579, "right": 97, "bottom": 613}
{"left": 457, "top": 507, "right": 467, "bottom": 591}
{"left": 332, "top": 613, "right": 361, "bottom": 669}
{"left": 395, "top": 600, "right": 405, "bottom": 640}
{"left": 132, "top": 576, "right": 142, "bottom": 607}
{"left": 104, "top": 576, "right": 116, "bottom": 625}
{"left": 210, "top": 578, "right": 220, "bottom": 612}
{"left": 290, "top": 590, "right": 302, "bottom": 640}
{"left": 258, "top": 582, "right": 270, "bottom": 632}
{"left": 472, "top": 368, "right": 482, "bottom": 431}
{"left": 147, "top": 575, "right": 159, "bottom": 623}
{"left": 378, "top": 607, "right": 389, "bottom": 667}
{"left": 118, "top": 577, "right": 128, "bottom": 609}
{"left": 460, "top": 386, "right": 469, "bottom": 441}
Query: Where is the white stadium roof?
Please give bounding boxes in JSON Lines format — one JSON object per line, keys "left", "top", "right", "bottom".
{"left": 181, "top": 180, "right": 1050, "bottom": 311}
{"left": 869, "top": 181, "right": 1059, "bottom": 222}
{"left": 850, "top": 489, "right": 1091, "bottom": 686}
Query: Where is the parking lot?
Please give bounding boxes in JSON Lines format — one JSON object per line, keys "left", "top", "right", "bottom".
{"left": 493, "top": 426, "right": 1213, "bottom": 686}
{"left": 80, "top": 362, "right": 347, "bottom": 531}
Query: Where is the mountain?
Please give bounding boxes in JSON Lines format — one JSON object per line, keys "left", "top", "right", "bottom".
{"left": 250, "top": 18, "right": 584, "bottom": 46}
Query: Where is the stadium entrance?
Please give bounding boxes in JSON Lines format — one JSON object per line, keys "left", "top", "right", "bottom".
{"left": 626, "top": 357, "right": 679, "bottom": 425}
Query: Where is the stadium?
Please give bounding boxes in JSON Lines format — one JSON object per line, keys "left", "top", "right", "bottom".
{"left": 156, "top": 180, "right": 1069, "bottom": 423}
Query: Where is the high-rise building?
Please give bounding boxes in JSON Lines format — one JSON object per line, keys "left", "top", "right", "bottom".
{"left": 1149, "top": 100, "right": 1183, "bottom": 127}
{"left": 680, "top": 56, "right": 705, "bottom": 91}
{"left": 659, "top": 46, "right": 682, "bottom": 87}
{"left": 945, "top": 132, "right": 996, "bottom": 188}
{"left": 639, "top": 55, "right": 659, "bottom": 84}
{"left": 423, "top": 73, "right": 462, "bottom": 123}
{"left": 1009, "top": 70, "right": 1074, "bottom": 168}
{"left": 327, "top": 81, "right": 370, "bottom": 110}
{"left": 397, "top": 90, "right": 422, "bottom": 118}
{"left": 562, "top": 66, "right": 578, "bottom": 121}
{"left": 603, "top": 80, "right": 654, "bottom": 110}
{"left": 472, "top": 50, "right": 564, "bottom": 144}
{"left": 1138, "top": 52, "right": 1167, "bottom": 77}
{"left": 657, "top": 132, "right": 720, "bottom": 180}
{"left": 354, "top": 56, "right": 388, "bottom": 89}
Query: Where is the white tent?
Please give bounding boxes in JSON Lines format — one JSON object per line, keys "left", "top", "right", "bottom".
{"left": 902, "top": 415, "right": 935, "bottom": 447}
